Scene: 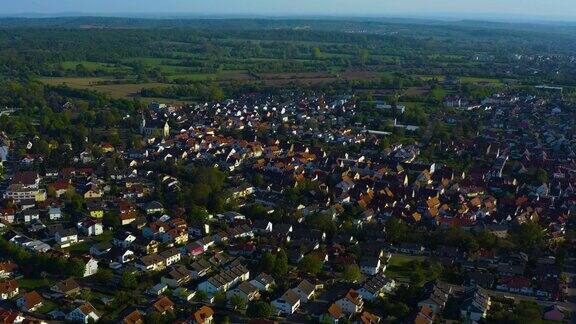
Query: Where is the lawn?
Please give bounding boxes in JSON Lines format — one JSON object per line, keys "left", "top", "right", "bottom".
{"left": 57, "top": 61, "right": 130, "bottom": 74}
{"left": 64, "top": 241, "right": 90, "bottom": 255}
{"left": 385, "top": 254, "right": 425, "bottom": 282}
{"left": 459, "top": 76, "right": 502, "bottom": 85}
{"left": 37, "top": 299, "right": 59, "bottom": 314}
{"left": 39, "top": 77, "right": 168, "bottom": 99}
{"left": 19, "top": 278, "right": 54, "bottom": 290}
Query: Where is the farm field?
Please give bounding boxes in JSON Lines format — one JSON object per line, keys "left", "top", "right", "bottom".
{"left": 39, "top": 77, "right": 167, "bottom": 98}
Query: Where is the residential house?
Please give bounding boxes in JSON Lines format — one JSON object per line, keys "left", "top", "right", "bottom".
{"left": 460, "top": 287, "right": 491, "bottom": 323}
{"left": 77, "top": 218, "right": 103, "bottom": 236}
{"left": 190, "top": 259, "right": 213, "bottom": 279}
{"left": 161, "top": 265, "right": 192, "bottom": 288}
{"left": 359, "top": 311, "right": 381, "bottom": 324}
{"left": 320, "top": 303, "right": 344, "bottom": 324}
{"left": 335, "top": 289, "right": 364, "bottom": 315}
{"left": 358, "top": 274, "right": 396, "bottom": 301}
{"left": 48, "top": 207, "right": 62, "bottom": 220}
{"left": 152, "top": 296, "right": 174, "bottom": 315}
{"left": 160, "top": 248, "right": 181, "bottom": 266}
{"left": 197, "top": 265, "right": 250, "bottom": 294}
{"left": 137, "top": 254, "right": 166, "bottom": 272}
{"left": 144, "top": 201, "right": 164, "bottom": 215}
{"left": 83, "top": 256, "right": 99, "bottom": 277}
{"left": 0, "top": 280, "right": 18, "bottom": 300}
{"left": 107, "top": 247, "right": 135, "bottom": 264}
{"left": 293, "top": 279, "right": 316, "bottom": 303}
{"left": 249, "top": 273, "right": 275, "bottom": 292}
{"left": 66, "top": 303, "right": 100, "bottom": 323}
{"left": 543, "top": 305, "right": 568, "bottom": 322}
{"left": 360, "top": 257, "right": 382, "bottom": 275}
{"left": 226, "top": 281, "right": 260, "bottom": 302}
{"left": 496, "top": 277, "right": 533, "bottom": 295}
{"left": 112, "top": 232, "right": 136, "bottom": 248}
{"left": 149, "top": 282, "right": 168, "bottom": 296}
{"left": 0, "top": 261, "right": 17, "bottom": 279}
{"left": 17, "top": 291, "right": 44, "bottom": 312}
{"left": 253, "top": 220, "right": 273, "bottom": 233}
{"left": 272, "top": 289, "right": 301, "bottom": 315}
{"left": 122, "top": 310, "right": 144, "bottom": 324}
{"left": 90, "top": 242, "right": 112, "bottom": 256}
{"left": 51, "top": 278, "right": 81, "bottom": 296}
{"left": 54, "top": 228, "right": 79, "bottom": 247}
{"left": 417, "top": 283, "right": 452, "bottom": 314}
{"left": 19, "top": 209, "right": 40, "bottom": 223}
{"left": 190, "top": 305, "right": 214, "bottom": 324}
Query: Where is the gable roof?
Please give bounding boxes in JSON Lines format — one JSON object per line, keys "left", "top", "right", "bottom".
{"left": 193, "top": 305, "right": 214, "bottom": 324}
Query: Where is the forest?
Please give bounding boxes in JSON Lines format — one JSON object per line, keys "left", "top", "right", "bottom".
{"left": 0, "top": 17, "right": 574, "bottom": 102}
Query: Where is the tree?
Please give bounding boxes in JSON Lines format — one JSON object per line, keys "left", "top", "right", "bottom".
{"left": 103, "top": 212, "right": 121, "bottom": 229}
{"left": 511, "top": 221, "right": 544, "bottom": 252}
{"left": 230, "top": 294, "right": 247, "bottom": 312}
{"left": 214, "top": 291, "right": 227, "bottom": 304}
{"left": 187, "top": 205, "right": 209, "bottom": 225}
{"left": 535, "top": 168, "right": 548, "bottom": 184}
{"left": 246, "top": 301, "right": 274, "bottom": 319}
{"left": 312, "top": 47, "right": 322, "bottom": 60}
{"left": 342, "top": 264, "right": 362, "bottom": 283}
{"left": 68, "top": 259, "right": 86, "bottom": 277}
{"left": 259, "top": 252, "right": 276, "bottom": 274}
{"left": 209, "top": 86, "right": 225, "bottom": 102}
{"left": 95, "top": 268, "right": 113, "bottom": 284}
{"left": 120, "top": 271, "right": 138, "bottom": 289}
{"left": 195, "top": 290, "right": 208, "bottom": 302}
{"left": 299, "top": 255, "right": 323, "bottom": 275}
{"left": 385, "top": 218, "right": 408, "bottom": 243}
{"left": 273, "top": 249, "right": 288, "bottom": 278}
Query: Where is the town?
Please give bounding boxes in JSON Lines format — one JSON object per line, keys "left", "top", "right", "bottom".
{"left": 0, "top": 84, "right": 574, "bottom": 323}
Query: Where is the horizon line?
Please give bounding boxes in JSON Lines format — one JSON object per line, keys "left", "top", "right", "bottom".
{"left": 1, "top": 11, "right": 576, "bottom": 24}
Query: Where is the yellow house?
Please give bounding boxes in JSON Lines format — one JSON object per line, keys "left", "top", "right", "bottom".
{"left": 84, "top": 186, "right": 103, "bottom": 199}
{"left": 99, "top": 142, "right": 115, "bottom": 153}
{"left": 89, "top": 209, "right": 104, "bottom": 218}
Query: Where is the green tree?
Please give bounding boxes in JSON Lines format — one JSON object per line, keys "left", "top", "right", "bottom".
{"left": 187, "top": 205, "right": 209, "bottom": 225}
{"left": 103, "top": 212, "right": 121, "bottom": 229}
{"left": 342, "top": 264, "right": 362, "bottom": 283}
{"left": 273, "top": 249, "right": 288, "bottom": 278}
{"left": 299, "top": 255, "right": 323, "bottom": 275}
{"left": 259, "top": 252, "right": 276, "bottom": 274}
{"left": 511, "top": 221, "right": 544, "bottom": 252}
{"left": 68, "top": 259, "right": 86, "bottom": 277}
{"left": 120, "top": 271, "right": 138, "bottom": 289}
{"left": 246, "top": 301, "right": 274, "bottom": 318}
{"left": 230, "top": 294, "right": 247, "bottom": 312}
{"left": 535, "top": 168, "right": 548, "bottom": 184}
{"left": 195, "top": 290, "right": 208, "bottom": 302}
{"left": 312, "top": 47, "right": 323, "bottom": 60}
{"left": 385, "top": 218, "right": 408, "bottom": 243}
{"left": 95, "top": 268, "right": 113, "bottom": 284}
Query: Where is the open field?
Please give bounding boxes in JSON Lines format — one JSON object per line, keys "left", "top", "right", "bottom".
{"left": 385, "top": 254, "right": 426, "bottom": 282}
{"left": 39, "top": 77, "right": 167, "bottom": 98}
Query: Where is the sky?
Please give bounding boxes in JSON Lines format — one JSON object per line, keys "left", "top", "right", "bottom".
{"left": 2, "top": 0, "right": 576, "bottom": 21}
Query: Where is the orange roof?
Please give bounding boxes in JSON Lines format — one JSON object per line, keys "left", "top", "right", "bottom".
{"left": 344, "top": 289, "right": 362, "bottom": 306}
{"left": 123, "top": 310, "right": 144, "bottom": 324}
{"left": 327, "top": 303, "right": 343, "bottom": 319}
{"left": 193, "top": 306, "right": 214, "bottom": 324}
{"left": 21, "top": 291, "right": 43, "bottom": 309}
{"left": 360, "top": 311, "right": 381, "bottom": 324}
{"left": 153, "top": 296, "right": 174, "bottom": 313}
{"left": 0, "top": 280, "right": 18, "bottom": 294}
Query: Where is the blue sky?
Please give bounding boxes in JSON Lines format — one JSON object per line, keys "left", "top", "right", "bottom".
{"left": 2, "top": 0, "right": 576, "bottom": 20}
